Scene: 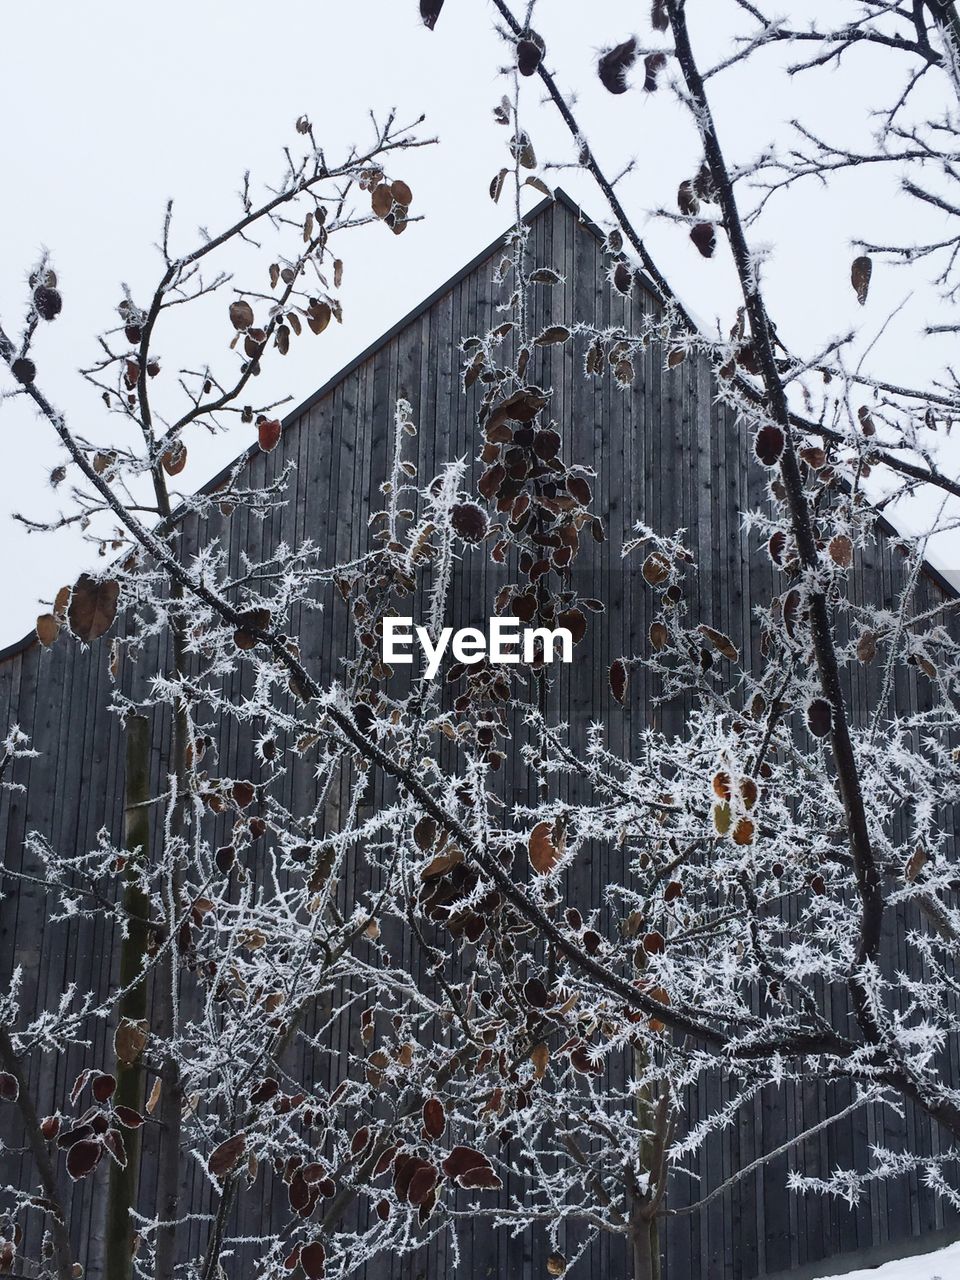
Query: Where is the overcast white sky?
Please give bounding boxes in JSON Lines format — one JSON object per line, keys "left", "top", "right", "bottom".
{"left": 1, "top": 1, "right": 958, "bottom": 645}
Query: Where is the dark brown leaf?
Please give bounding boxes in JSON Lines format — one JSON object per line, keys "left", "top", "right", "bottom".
{"left": 678, "top": 179, "right": 699, "bottom": 216}
{"left": 613, "top": 261, "right": 633, "bottom": 295}
{"left": 557, "top": 608, "right": 586, "bottom": 646}
{"left": 490, "top": 168, "right": 508, "bottom": 203}
{"left": 529, "top": 821, "right": 560, "bottom": 875}
{"left": 162, "top": 444, "right": 187, "bottom": 477}
{"left": 208, "top": 1133, "right": 246, "bottom": 1180}
{"left": 422, "top": 1098, "right": 445, "bottom": 1140}
{"left": 610, "top": 658, "right": 629, "bottom": 704}
{"left": 67, "top": 575, "right": 119, "bottom": 643}
{"left": 103, "top": 1128, "right": 127, "bottom": 1167}
{"left": 857, "top": 630, "right": 877, "bottom": 664}
{"left": 643, "top": 51, "right": 667, "bottom": 91}
{"left": 698, "top": 625, "right": 738, "bottom": 661}
{"left": 598, "top": 38, "right": 637, "bottom": 94}
{"left": 115, "top": 1019, "right": 148, "bottom": 1065}
{"left": 690, "top": 222, "right": 716, "bottom": 258}
{"left": 851, "top": 255, "right": 872, "bottom": 306}
{"left": 11, "top": 356, "right": 36, "bottom": 385}
{"left": 642, "top": 553, "right": 670, "bottom": 587}
{"left": 36, "top": 613, "right": 60, "bottom": 647}
{"left": 828, "top": 535, "right": 853, "bottom": 568}
{"left": 517, "top": 30, "right": 545, "bottom": 76}
{"left": 258, "top": 419, "right": 282, "bottom": 453}
{"left": 420, "top": 0, "right": 443, "bottom": 29}
{"left": 566, "top": 474, "right": 592, "bottom": 505}
{"left": 92, "top": 1073, "right": 116, "bottom": 1103}
{"left": 442, "top": 1146, "right": 501, "bottom": 1189}
{"left": 229, "top": 300, "right": 254, "bottom": 331}
{"left": 451, "top": 502, "right": 488, "bottom": 544}
{"left": 535, "top": 325, "right": 571, "bottom": 347}
{"left": 754, "top": 424, "right": 784, "bottom": 468}
{"left": 408, "top": 1162, "right": 439, "bottom": 1206}
{"left": 649, "top": 621, "right": 668, "bottom": 651}
{"left": 114, "top": 1105, "right": 144, "bottom": 1129}
{"left": 806, "top": 699, "right": 832, "bottom": 738}
{"left": 300, "top": 1242, "right": 326, "bottom": 1280}
{"left": 66, "top": 1139, "right": 102, "bottom": 1181}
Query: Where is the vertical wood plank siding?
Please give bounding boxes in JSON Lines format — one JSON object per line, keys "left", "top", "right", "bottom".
{"left": 1, "top": 193, "right": 956, "bottom": 1280}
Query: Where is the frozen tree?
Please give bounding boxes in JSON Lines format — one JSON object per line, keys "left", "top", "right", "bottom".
{"left": 7, "top": 4, "right": 960, "bottom": 1280}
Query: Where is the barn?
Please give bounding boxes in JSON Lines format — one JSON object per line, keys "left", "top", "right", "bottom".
{"left": 1, "top": 189, "right": 957, "bottom": 1280}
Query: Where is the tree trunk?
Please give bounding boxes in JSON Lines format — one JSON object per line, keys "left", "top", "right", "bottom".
{"left": 105, "top": 715, "right": 151, "bottom": 1280}
{"left": 630, "top": 1213, "right": 660, "bottom": 1280}
{"left": 631, "top": 1037, "right": 664, "bottom": 1280}
{"left": 153, "top": 633, "right": 187, "bottom": 1280}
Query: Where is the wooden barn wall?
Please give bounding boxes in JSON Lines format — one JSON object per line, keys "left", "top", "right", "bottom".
{"left": 1, "top": 195, "right": 958, "bottom": 1280}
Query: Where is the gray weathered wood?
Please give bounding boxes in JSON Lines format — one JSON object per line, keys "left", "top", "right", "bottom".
{"left": 0, "top": 192, "right": 957, "bottom": 1280}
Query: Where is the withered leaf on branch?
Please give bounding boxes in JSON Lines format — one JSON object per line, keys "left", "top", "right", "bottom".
{"left": 300, "top": 1243, "right": 326, "bottom": 1280}
{"left": 642, "top": 552, "right": 671, "bottom": 586}
{"left": 649, "top": 620, "right": 668, "bottom": 651}
{"left": 613, "top": 261, "right": 633, "bottom": 295}
{"left": 529, "top": 820, "right": 561, "bottom": 875}
{"left": 690, "top": 222, "right": 717, "bottom": 258}
{"left": 114, "top": 1105, "right": 144, "bottom": 1130}
{"left": 36, "top": 613, "right": 60, "bottom": 647}
{"left": 422, "top": 1097, "right": 446, "bottom": 1139}
{"left": 678, "top": 180, "right": 700, "bottom": 216}
{"left": 535, "top": 325, "right": 571, "bottom": 347}
{"left": 806, "top": 699, "right": 832, "bottom": 738}
{"left": 451, "top": 502, "right": 488, "bottom": 544}
{"left": 828, "top": 535, "right": 853, "bottom": 568}
{"left": 162, "top": 444, "right": 187, "bottom": 477}
{"left": 693, "top": 162, "right": 718, "bottom": 202}
{"left": 510, "top": 130, "right": 537, "bottom": 170}
{"left": 441, "top": 1146, "right": 502, "bottom": 1190}
{"left": 643, "top": 52, "right": 667, "bottom": 92}
{"left": 258, "top": 418, "right": 282, "bottom": 453}
{"left": 699, "top": 625, "right": 738, "bottom": 661}
{"left": 208, "top": 1133, "right": 246, "bottom": 1180}
{"left": 754, "top": 424, "right": 784, "bottom": 468}
{"left": 558, "top": 607, "right": 586, "bottom": 645}
{"left": 66, "top": 1139, "right": 102, "bottom": 1181}
{"left": 11, "top": 356, "right": 36, "bottom": 385}
{"left": 598, "top": 38, "right": 637, "bottom": 94}
{"left": 857, "top": 630, "right": 877, "bottom": 664}
{"left": 906, "top": 844, "right": 927, "bottom": 882}
{"left": 851, "top": 254, "right": 872, "bottom": 306}
{"left": 115, "top": 1018, "right": 148, "bottom": 1065}
{"left": 517, "top": 30, "right": 545, "bottom": 76}
{"left": 610, "top": 658, "right": 629, "bottom": 704}
{"left": 414, "top": 816, "right": 437, "bottom": 850}
{"left": 420, "top": 0, "right": 443, "bottom": 30}
{"left": 92, "top": 1073, "right": 116, "bottom": 1103}
{"left": 68, "top": 574, "right": 120, "bottom": 644}
{"left": 229, "top": 300, "right": 254, "bottom": 331}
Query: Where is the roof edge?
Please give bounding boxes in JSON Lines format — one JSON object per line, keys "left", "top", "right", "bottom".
{"left": 0, "top": 189, "right": 565, "bottom": 664}
{"left": 1, "top": 188, "right": 954, "bottom": 662}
